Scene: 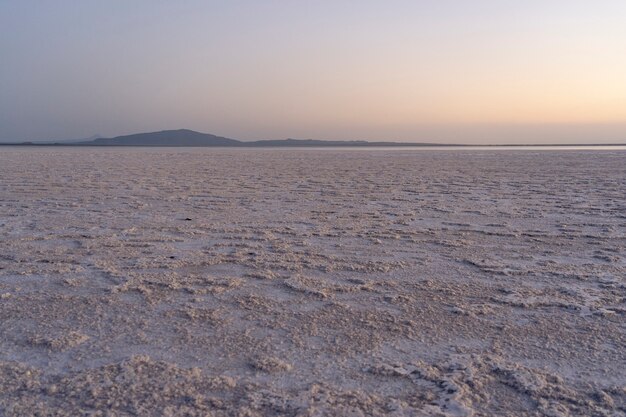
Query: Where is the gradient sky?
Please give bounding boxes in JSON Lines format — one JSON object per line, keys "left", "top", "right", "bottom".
{"left": 1, "top": 1, "right": 626, "bottom": 144}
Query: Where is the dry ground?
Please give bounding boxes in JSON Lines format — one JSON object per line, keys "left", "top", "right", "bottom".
{"left": 0, "top": 148, "right": 624, "bottom": 416}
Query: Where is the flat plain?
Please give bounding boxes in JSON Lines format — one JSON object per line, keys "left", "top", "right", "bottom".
{"left": 0, "top": 148, "right": 624, "bottom": 416}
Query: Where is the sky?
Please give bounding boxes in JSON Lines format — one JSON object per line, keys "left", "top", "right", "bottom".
{"left": 1, "top": 1, "right": 626, "bottom": 144}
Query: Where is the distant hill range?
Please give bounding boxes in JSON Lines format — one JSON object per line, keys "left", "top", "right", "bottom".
{"left": 3, "top": 129, "right": 445, "bottom": 147}
{"left": 85, "top": 130, "right": 241, "bottom": 146}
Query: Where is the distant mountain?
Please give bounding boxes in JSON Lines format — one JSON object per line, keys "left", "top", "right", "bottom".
{"left": 1, "top": 129, "right": 449, "bottom": 147}
{"left": 71, "top": 129, "right": 441, "bottom": 147}
{"left": 1, "top": 130, "right": 623, "bottom": 147}
{"left": 82, "top": 129, "right": 240, "bottom": 146}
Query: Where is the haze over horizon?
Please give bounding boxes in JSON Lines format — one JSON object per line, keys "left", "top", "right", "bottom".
{"left": 2, "top": 1, "right": 626, "bottom": 144}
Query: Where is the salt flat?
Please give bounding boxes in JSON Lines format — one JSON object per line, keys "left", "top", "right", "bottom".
{"left": 0, "top": 148, "right": 624, "bottom": 416}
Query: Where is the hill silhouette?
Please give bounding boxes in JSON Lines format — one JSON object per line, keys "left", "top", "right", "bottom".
{"left": 84, "top": 129, "right": 240, "bottom": 146}
{"left": 2, "top": 129, "right": 454, "bottom": 146}
{"left": 75, "top": 129, "right": 440, "bottom": 147}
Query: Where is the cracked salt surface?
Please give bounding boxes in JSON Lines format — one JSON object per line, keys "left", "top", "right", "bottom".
{"left": 0, "top": 148, "right": 625, "bottom": 416}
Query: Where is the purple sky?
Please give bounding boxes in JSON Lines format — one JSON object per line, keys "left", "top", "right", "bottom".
{"left": 1, "top": 1, "right": 626, "bottom": 143}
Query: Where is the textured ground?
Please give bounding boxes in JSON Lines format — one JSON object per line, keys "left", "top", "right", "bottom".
{"left": 0, "top": 148, "right": 624, "bottom": 416}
